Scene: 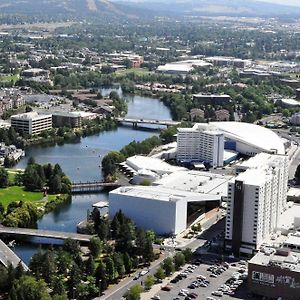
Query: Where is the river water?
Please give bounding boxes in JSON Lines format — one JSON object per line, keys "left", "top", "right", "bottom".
{"left": 12, "top": 88, "right": 172, "bottom": 264}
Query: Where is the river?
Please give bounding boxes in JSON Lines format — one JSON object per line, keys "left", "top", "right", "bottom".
{"left": 12, "top": 88, "right": 172, "bottom": 264}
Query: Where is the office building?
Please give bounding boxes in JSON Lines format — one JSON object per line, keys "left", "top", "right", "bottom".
{"left": 248, "top": 248, "right": 300, "bottom": 300}
{"left": 225, "top": 153, "right": 289, "bottom": 256}
{"left": 11, "top": 112, "right": 52, "bottom": 135}
{"left": 52, "top": 112, "right": 82, "bottom": 128}
{"left": 177, "top": 124, "right": 224, "bottom": 167}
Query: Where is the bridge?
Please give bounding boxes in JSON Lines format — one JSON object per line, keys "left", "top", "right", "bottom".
{"left": 116, "top": 117, "right": 180, "bottom": 128}
{"left": 0, "top": 227, "right": 93, "bottom": 243}
{"left": 71, "top": 181, "right": 121, "bottom": 193}
{"left": 0, "top": 239, "right": 29, "bottom": 271}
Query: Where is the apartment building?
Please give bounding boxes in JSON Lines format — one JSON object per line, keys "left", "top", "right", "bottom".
{"left": 225, "top": 153, "right": 289, "bottom": 256}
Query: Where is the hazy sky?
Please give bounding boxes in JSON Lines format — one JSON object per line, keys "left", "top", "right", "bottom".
{"left": 258, "top": 0, "right": 300, "bottom": 6}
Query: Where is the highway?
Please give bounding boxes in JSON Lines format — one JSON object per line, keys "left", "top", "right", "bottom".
{"left": 0, "top": 227, "right": 93, "bottom": 243}
{"left": 0, "top": 239, "right": 29, "bottom": 271}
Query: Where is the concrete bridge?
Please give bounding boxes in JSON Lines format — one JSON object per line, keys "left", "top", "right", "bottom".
{"left": 0, "top": 239, "right": 29, "bottom": 271}
{"left": 116, "top": 117, "right": 180, "bottom": 128}
{"left": 71, "top": 181, "right": 121, "bottom": 193}
{"left": 0, "top": 227, "right": 93, "bottom": 243}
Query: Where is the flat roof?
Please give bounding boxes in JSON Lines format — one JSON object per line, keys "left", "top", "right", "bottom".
{"left": 153, "top": 170, "right": 232, "bottom": 197}
{"left": 250, "top": 249, "right": 300, "bottom": 272}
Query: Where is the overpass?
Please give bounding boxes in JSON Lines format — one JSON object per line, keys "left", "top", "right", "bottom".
{"left": 116, "top": 117, "right": 180, "bottom": 128}
{"left": 0, "top": 227, "right": 93, "bottom": 243}
{"left": 71, "top": 181, "right": 121, "bottom": 193}
{"left": 0, "top": 239, "right": 29, "bottom": 271}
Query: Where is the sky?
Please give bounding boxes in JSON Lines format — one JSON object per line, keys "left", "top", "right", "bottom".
{"left": 258, "top": 0, "right": 300, "bottom": 6}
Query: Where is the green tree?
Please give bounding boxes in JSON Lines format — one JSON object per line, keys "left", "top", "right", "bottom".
{"left": 11, "top": 275, "right": 51, "bottom": 300}
{"left": 0, "top": 167, "right": 8, "bottom": 188}
{"left": 162, "top": 257, "right": 175, "bottom": 276}
{"left": 123, "top": 252, "right": 132, "bottom": 274}
{"left": 182, "top": 248, "right": 193, "bottom": 262}
{"left": 144, "top": 275, "right": 155, "bottom": 290}
{"left": 173, "top": 252, "right": 185, "bottom": 270}
{"left": 154, "top": 267, "right": 166, "bottom": 280}
{"left": 89, "top": 237, "right": 102, "bottom": 258}
{"left": 85, "top": 255, "right": 96, "bottom": 276}
{"left": 124, "top": 284, "right": 144, "bottom": 300}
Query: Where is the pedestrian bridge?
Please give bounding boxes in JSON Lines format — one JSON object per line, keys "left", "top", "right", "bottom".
{"left": 0, "top": 227, "right": 93, "bottom": 243}
{"left": 71, "top": 181, "right": 121, "bottom": 193}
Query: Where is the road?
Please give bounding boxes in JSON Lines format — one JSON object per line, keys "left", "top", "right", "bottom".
{"left": 96, "top": 216, "right": 225, "bottom": 300}
{"left": 0, "top": 239, "right": 29, "bottom": 271}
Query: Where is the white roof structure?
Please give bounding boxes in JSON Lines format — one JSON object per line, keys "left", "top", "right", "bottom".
{"left": 210, "top": 122, "right": 285, "bottom": 155}
{"left": 111, "top": 185, "right": 220, "bottom": 203}
{"left": 280, "top": 98, "right": 300, "bottom": 107}
{"left": 125, "top": 155, "right": 186, "bottom": 176}
{"left": 153, "top": 170, "right": 232, "bottom": 199}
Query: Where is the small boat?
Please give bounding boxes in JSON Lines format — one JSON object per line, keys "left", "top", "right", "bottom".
{"left": 8, "top": 240, "right": 16, "bottom": 248}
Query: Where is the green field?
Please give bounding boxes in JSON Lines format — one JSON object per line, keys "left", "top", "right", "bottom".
{"left": 0, "top": 186, "right": 45, "bottom": 208}
{"left": 0, "top": 74, "right": 20, "bottom": 83}
{"left": 115, "top": 68, "right": 152, "bottom": 77}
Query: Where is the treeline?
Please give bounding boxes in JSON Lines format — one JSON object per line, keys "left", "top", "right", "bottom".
{"left": 23, "top": 159, "right": 71, "bottom": 194}
{"left": 126, "top": 248, "right": 193, "bottom": 299}
{"left": 0, "top": 210, "right": 158, "bottom": 300}
{"left": 102, "top": 136, "right": 161, "bottom": 180}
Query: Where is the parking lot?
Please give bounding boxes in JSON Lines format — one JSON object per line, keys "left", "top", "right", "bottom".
{"left": 153, "top": 258, "right": 255, "bottom": 300}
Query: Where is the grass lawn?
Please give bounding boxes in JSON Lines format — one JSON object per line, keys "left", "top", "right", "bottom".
{"left": 0, "top": 186, "right": 45, "bottom": 208}
{"left": 0, "top": 74, "right": 20, "bottom": 83}
{"left": 115, "top": 68, "right": 152, "bottom": 77}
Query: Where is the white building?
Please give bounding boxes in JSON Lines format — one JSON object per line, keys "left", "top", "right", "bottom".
{"left": 109, "top": 186, "right": 188, "bottom": 235}
{"left": 109, "top": 171, "right": 232, "bottom": 235}
{"left": 225, "top": 153, "right": 289, "bottom": 256}
{"left": 11, "top": 112, "right": 52, "bottom": 135}
{"left": 177, "top": 124, "right": 224, "bottom": 167}
{"left": 177, "top": 122, "right": 285, "bottom": 164}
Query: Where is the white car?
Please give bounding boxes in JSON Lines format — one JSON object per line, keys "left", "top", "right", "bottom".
{"left": 140, "top": 269, "right": 149, "bottom": 276}
{"left": 212, "top": 291, "right": 223, "bottom": 297}
{"left": 152, "top": 296, "right": 160, "bottom": 300}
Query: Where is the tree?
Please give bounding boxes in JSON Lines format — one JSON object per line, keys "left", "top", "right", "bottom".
{"left": 124, "top": 284, "right": 144, "bottom": 300}
{"left": 173, "top": 252, "right": 185, "bottom": 270}
{"left": 89, "top": 237, "right": 102, "bottom": 258}
{"left": 182, "top": 248, "right": 193, "bottom": 262}
{"left": 0, "top": 167, "right": 8, "bottom": 188}
{"left": 105, "top": 257, "right": 116, "bottom": 283}
{"left": 85, "top": 255, "right": 96, "bottom": 276}
{"left": 162, "top": 257, "right": 175, "bottom": 276}
{"left": 123, "top": 253, "right": 132, "bottom": 274}
{"left": 154, "top": 267, "right": 166, "bottom": 280}
{"left": 144, "top": 275, "right": 155, "bottom": 290}
{"left": 11, "top": 275, "right": 51, "bottom": 300}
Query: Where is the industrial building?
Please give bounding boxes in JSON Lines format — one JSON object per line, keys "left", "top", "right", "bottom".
{"left": 177, "top": 124, "right": 224, "bottom": 167}
{"left": 11, "top": 112, "right": 52, "bottom": 135}
{"left": 225, "top": 153, "right": 289, "bottom": 256}
{"left": 248, "top": 248, "right": 300, "bottom": 300}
